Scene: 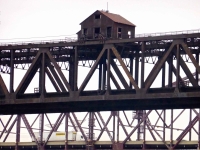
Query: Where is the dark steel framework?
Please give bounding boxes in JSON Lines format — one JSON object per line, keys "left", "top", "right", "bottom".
{"left": 1, "top": 110, "right": 200, "bottom": 150}
{"left": 0, "top": 32, "right": 200, "bottom": 149}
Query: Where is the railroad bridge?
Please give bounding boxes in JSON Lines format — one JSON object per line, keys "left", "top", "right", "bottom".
{"left": 0, "top": 29, "right": 200, "bottom": 150}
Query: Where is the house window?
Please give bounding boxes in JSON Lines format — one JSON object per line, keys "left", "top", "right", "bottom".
{"left": 82, "top": 28, "right": 87, "bottom": 35}
{"left": 95, "top": 14, "right": 101, "bottom": 19}
{"left": 94, "top": 27, "right": 101, "bottom": 38}
{"left": 128, "top": 31, "right": 131, "bottom": 38}
{"left": 117, "top": 27, "right": 122, "bottom": 38}
{"left": 107, "top": 27, "right": 112, "bottom": 38}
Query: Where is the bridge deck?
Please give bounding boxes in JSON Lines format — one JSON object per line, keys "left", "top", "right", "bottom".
{"left": 0, "top": 31, "right": 200, "bottom": 114}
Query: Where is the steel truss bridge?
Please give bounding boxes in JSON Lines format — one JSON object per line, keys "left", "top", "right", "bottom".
{"left": 0, "top": 30, "right": 200, "bottom": 150}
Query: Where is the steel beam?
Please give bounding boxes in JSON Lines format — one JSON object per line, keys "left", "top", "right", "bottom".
{"left": 112, "top": 46, "right": 139, "bottom": 91}
{"left": 78, "top": 47, "right": 106, "bottom": 93}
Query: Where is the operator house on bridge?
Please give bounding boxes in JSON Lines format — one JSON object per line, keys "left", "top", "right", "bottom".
{"left": 77, "top": 10, "right": 136, "bottom": 40}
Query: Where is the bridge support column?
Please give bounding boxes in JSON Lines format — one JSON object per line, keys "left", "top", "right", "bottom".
{"left": 87, "top": 112, "right": 95, "bottom": 150}
{"left": 65, "top": 113, "right": 69, "bottom": 150}
{"left": 38, "top": 145, "right": 45, "bottom": 150}
{"left": 39, "top": 114, "right": 45, "bottom": 150}
{"left": 15, "top": 114, "right": 21, "bottom": 150}
{"left": 113, "top": 142, "right": 123, "bottom": 150}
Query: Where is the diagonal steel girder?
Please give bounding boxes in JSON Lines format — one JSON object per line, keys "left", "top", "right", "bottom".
{"left": 166, "top": 58, "right": 185, "bottom": 86}
{"left": 172, "top": 51, "right": 198, "bottom": 86}
{"left": 110, "top": 59, "right": 129, "bottom": 89}
{"left": 78, "top": 46, "right": 107, "bottom": 94}
{"left": 21, "top": 114, "right": 40, "bottom": 147}
{"left": 110, "top": 71, "right": 121, "bottom": 89}
{"left": 71, "top": 112, "right": 88, "bottom": 141}
{"left": 118, "top": 116, "right": 131, "bottom": 141}
{"left": 123, "top": 110, "right": 152, "bottom": 144}
{"left": 181, "top": 42, "right": 200, "bottom": 74}
{"left": 46, "top": 50, "right": 72, "bottom": 93}
{"left": 69, "top": 113, "right": 78, "bottom": 132}
{"left": 173, "top": 115, "right": 199, "bottom": 149}
{"left": 44, "top": 113, "right": 64, "bottom": 146}
{"left": 0, "top": 74, "right": 8, "bottom": 96}
{"left": 146, "top": 121, "right": 157, "bottom": 141}
{"left": 0, "top": 115, "right": 13, "bottom": 139}
{"left": 3, "top": 116, "right": 17, "bottom": 142}
{"left": 46, "top": 61, "right": 66, "bottom": 92}
{"left": 111, "top": 46, "right": 139, "bottom": 91}
{"left": 144, "top": 40, "right": 178, "bottom": 91}
{"left": 15, "top": 50, "right": 42, "bottom": 94}
{"left": 45, "top": 68, "right": 61, "bottom": 92}
{"left": 146, "top": 117, "right": 170, "bottom": 149}
{"left": 97, "top": 112, "right": 114, "bottom": 143}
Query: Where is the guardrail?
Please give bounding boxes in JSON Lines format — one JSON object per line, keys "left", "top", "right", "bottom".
{"left": 0, "top": 37, "right": 78, "bottom": 46}
{"left": 0, "top": 29, "right": 199, "bottom": 47}
{"left": 135, "top": 29, "right": 200, "bottom": 37}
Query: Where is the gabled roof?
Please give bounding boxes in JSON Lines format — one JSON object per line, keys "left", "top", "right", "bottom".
{"left": 80, "top": 10, "right": 136, "bottom": 27}
{"left": 99, "top": 10, "right": 135, "bottom": 26}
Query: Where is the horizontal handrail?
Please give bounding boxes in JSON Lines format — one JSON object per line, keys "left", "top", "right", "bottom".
{"left": 0, "top": 29, "right": 199, "bottom": 47}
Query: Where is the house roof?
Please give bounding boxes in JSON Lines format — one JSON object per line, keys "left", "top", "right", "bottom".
{"left": 99, "top": 10, "right": 136, "bottom": 26}
{"left": 80, "top": 10, "right": 136, "bottom": 27}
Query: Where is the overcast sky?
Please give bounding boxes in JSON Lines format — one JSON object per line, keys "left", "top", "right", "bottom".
{"left": 0, "top": 0, "right": 200, "bottom": 141}
{"left": 0, "top": 0, "right": 200, "bottom": 41}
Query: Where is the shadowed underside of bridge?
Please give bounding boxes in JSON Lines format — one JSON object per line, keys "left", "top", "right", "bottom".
{"left": 0, "top": 33, "right": 200, "bottom": 114}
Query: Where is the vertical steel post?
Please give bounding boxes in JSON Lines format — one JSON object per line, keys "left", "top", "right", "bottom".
{"left": 88, "top": 112, "right": 95, "bottom": 150}
{"left": 74, "top": 46, "right": 78, "bottom": 91}
{"left": 69, "top": 50, "right": 74, "bottom": 90}
{"left": 39, "top": 52, "right": 46, "bottom": 99}
{"left": 162, "top": 62, "right": 166, "bottom": 87}
{"left": 15, "top": 114, "right": 21, "bottom": 150}
{"left": 196, "top": 53, "right": 199, "bottom": 85}
{"left": 102, "top": 53, "right": 106, "bottom": 90}
{"left": 142, "top": 110, "right": 146, "bottom": 150}
{"left": 168, "top": 55, "right": 173, "bottom": 87}
{"left": 129, "top": 56, "right": 133, "bottom": 88}
{"left": 170, "top": 109, "right": 173, "bottom": 149}
{"left": 112, "top": 111, "right": 116, "bottom": 142}
{"left": 65, "top": 113, "right": 69, "bottom": 150}
{"left": 189, "top": 109, "right": 192, "bottom": 141}
{"left": 176, "top": 44, "right": 180, "bottom": 88}
{"left": 117, "top": 111, "right": 120, "bottom": 142}
{"left": 10, "top": 50, "right": 14, "bottom": 93}
{"left": 199, "top": 109, "right": 200, "bottom": 149}
{"left": 141, "top": 42, "right": 145, "bottom": 88}
{"left": 69, "top": 46, "right": 78, "bottom": 91}
{"left": 163, "top": 109, "right": 166, "bottom": 142}
{"left": 107, "top": 48, "right": 111, "bottom": 94}
{"left": 39, "top": 114, "right": 44, "bottom": 150}
{"left": 135, "top": 50, "right": 139, "bottom": 85}
{"left": 98, "top": 63, "right": 102, "bottom": 90}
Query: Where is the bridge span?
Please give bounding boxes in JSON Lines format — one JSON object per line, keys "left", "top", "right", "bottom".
{"left": 0, "top": 31, "right": 200, "bottom": 113}
{"left": 0, "top": 30, "right": 200, "bottom": 150}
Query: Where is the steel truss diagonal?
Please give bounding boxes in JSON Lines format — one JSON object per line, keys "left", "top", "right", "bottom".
{"left": 0, "top": 32, "right": 200, "bottom": 150}
{"left": 1, "top": 109, "right": 200, "bottom": 150}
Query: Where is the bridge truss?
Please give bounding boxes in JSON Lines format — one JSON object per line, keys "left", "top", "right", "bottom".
{"left": 0, "top": 32, "right": 200, "bottom": 149}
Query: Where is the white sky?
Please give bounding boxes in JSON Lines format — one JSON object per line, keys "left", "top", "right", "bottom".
{"left": 0, "top": 0, "right": 200, "bottom": 40}
{"left": 0, "top": 0, "right": 200, "bottom": 142}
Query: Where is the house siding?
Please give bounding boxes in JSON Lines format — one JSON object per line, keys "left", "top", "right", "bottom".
{"left": 78, "top": 11, "right": 135, "bottom": 39}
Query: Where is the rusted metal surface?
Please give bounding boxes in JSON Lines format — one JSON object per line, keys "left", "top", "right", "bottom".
{"left": 0, "top": 31, "right": 200, "bottom": 149}
{"left": 0, "top": 33, "right": 198, "bottom": 113}
{"left": 0, "top": 110, "right": 200, "bottom": 149}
